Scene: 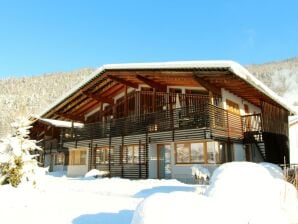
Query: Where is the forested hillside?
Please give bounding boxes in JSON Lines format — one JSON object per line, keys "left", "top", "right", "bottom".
{"left": 0, "top": 57, "right": 297, "bottom": 136}
{"left": 247, "top": 57, "right": 298, "bottom": 107}
{"left": 0, "top": 68, "right": 94, "bottom": 135}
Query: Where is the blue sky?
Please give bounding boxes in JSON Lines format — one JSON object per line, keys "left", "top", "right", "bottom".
{"left": 0, "top": 0, "right": 297, "bottom": 77}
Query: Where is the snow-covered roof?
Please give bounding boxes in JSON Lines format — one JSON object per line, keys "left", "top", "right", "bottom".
{"left": 34, "top": 117, "right": 84, "bottom": 128}
{"left": 289, "top": 115, "right": 298, "bottom": 125}
{"left": 38, "top": 60, "right": 297, "bottom": 117}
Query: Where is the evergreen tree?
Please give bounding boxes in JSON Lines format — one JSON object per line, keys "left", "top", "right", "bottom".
{"left": 0, "top": 118, "right": 42, "bottom": 187}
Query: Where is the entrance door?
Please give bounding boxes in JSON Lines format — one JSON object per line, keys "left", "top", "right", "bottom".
{"left": 157, "top": 144, "right": 171, "bottom": 179}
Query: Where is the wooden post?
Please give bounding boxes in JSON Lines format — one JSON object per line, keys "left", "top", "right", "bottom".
{"left": 209, "top": 91, "right": 215, "bottom": 128}
{"left": 152, "top": 89, "right": 156, "bottom": 112}
{"left": 124, "top": 85, "right": 128, "bottom": 116}
{"left": 139, "top": 139, "right": 142, "bottom": 178}
{"left": 121, "top": 135, "right": 124, "bottom": 178}
{"left": 108, "top": 125, "right": 112, "bottom": 177}
{"left": 145, "top": 131, "right": 149, "bottom": 179}
{"left": 209, "top": 91, "right": 214, "bottom": 105}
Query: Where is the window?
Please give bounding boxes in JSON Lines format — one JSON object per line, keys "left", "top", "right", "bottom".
{"left": 185, "top": 89, "right": 208, "bottom": 95}
{"left": 191, "top": 143, "right": 204, "bottom": 163}
{"left": 176, "top": 142, "right": 204, "bottom": 163}
{"left": 226, "top": 99, "right": 240, "bottom": 115}
{"left": 54, "top": 153, "right": 64, "bottom": 165}
{"left": 176, "top": 143, "right": 190, "bottom": 163}
{"left": 95, "top": 147, "right": 113, "bottom": 164}
{"left": 122, "top": 144, "right": 145, "bottom": 164}
{"left": 69, "top": 149, "right": 87, "bottom": 165}
{"left": 175, "top": 141, "right": 227, "bottom": 164}
{"left": 169, "top": 88, "right": 182, "bottom": 94}
{"left": 218, "top": 143, "right": 227, "bottom": 163}
{"left": 244, "top": 104, "right": 249, "bottom": 114}
{"left": 141, "top": 87, "right": 153, "bottom": 91}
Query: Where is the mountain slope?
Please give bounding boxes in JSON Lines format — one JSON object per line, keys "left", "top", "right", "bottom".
{"left": 246, "top": 57, "right": 298, "bottom": 106}
{"left": 0, "top": 68, "right": 94, "bottom": 135}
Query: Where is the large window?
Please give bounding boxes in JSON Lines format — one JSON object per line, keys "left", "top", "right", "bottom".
{"left": 122, "top": 144, "right": 145, "bottom": 164}
{"left": 54, "top": 153, "right": 64, "bottom": 165}
{"left": 226, "top": 99, "right": 240, "bottom": 115}
{"left": 69, "top": 149, "right": 87, "bottom": 165}
{"left": 95, "top": 147, "right": 114, "bottom": 164}
{"left": 175, "top": 142, "right": 227, "bottom": 164}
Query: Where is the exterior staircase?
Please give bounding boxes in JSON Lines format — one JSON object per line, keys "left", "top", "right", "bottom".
{"left": 243, "top": 131, "right": 266, "bottom": 161}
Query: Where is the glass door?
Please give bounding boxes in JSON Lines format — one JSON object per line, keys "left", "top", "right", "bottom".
{"left": 157, "top": 144, "right": 171, "bottom": 179}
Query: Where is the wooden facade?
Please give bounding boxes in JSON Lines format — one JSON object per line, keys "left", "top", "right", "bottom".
{"left": 30, "top": 62, "right": 294, "bottom": 179}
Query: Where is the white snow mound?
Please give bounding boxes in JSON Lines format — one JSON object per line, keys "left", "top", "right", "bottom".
{"left": 132, "top": 162, "right": 297, "bottom": 224}
{"left": 131, "top": 192, "right": 215, "bottom": 224}
{"left": 259, "top": 162, "right": 285, "bottom": 179}
{"left": 84, "top": 169, "right": 109, "bottom": 178}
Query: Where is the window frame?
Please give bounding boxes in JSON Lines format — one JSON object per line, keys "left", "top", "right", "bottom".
{"left": 122, "top": 144, "right": 145, "bottom": 164}
{"left": 175, "top": 141, "right": 228, "bottom": 164}
{"left": 54, "top": 153, "right": 64, "bottom": 165}
{"left": 226, "top": 99, "right": 240, "bottom": 115}
{"left": 69, "top": 149, "right": 87, "bottom": 166}
{"left": 95, "top": 146, "right": 114, "bottom": 164}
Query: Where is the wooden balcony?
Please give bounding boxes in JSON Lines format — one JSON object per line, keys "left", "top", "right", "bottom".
{"left": 64, "top": 104, "right": 264, "bottom": 142}
{"left": 61, "top": 88, "right": 289, "bottom": 143}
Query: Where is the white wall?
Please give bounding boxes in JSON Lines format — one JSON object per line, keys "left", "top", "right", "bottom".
{"left": 166, "top": 85, "right": 206, "bottom": 94}
{"left": 222, "top": 89, "right": 261, "bottom": 115}
{"left": 52, "top": 165, "right": 65, "bottom": 172}
{"left": 290, "top": 121, "right": 298, "bottom": 164}
{"left": 67, "top": 165, "right": 88, "bottom": 177}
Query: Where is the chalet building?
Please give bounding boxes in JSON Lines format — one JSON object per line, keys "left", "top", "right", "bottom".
{"left": 289, "top": 116, "right": 298, "bottom": 164}
{"left": 30, "top": 61, "right": 296, "bottom": 183}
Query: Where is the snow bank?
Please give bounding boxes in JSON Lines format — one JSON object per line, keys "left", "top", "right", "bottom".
{"left": 131, "top": 192, "right": 216, "bottom": 224}
{"left": 259, "top": 162, "right": 284, "bottom": 179}
{"left": 84, "top": 169, "right": 109, "bottom": 178}
{"left": 132, "top": 162, "right": 298, "bottom": 224}
{"left": 206, "top": 162, "right": 291, "bottom": 224}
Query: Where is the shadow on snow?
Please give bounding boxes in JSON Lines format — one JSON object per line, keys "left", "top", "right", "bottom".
{"left": 72, "top": 209, "right": 133, "bottom": 224}
{"left": 134, "top": 185, "right": 196, "bottom": 198}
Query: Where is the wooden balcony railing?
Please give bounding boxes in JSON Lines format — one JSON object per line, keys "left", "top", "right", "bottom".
{"left": 104, "top": 91, "right": 213, "bottom": 119}
{"left": 65, "top": 104, "right": 249, "bottom": 142}
{"left": 241, "top": 114, "right": 262, "bottom": 133}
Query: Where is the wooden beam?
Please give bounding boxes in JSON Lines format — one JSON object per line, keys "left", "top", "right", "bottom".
{"left": 192, "top": 74, "right": 221, "bottom": 96}
{"left": 135, "top": 75, "right": 167, "bottom": 92}
{"left": 107, "top": 75, "right": 138, "bottom": 88}
{"left": 124, "top": 85, "right": 128, "bottom": 116}
{"left": 72, "top": 100, "right": 99, "bottom": 116}
{"left": 55, "top": 113, "right": 84, "bottom": 122}
{"left": 81, "top": 91, "right": 114, "bottom": 105}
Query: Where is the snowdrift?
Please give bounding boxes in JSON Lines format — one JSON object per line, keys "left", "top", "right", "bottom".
{"left": 132, "top": 162, "right": 298, "bottom": 224}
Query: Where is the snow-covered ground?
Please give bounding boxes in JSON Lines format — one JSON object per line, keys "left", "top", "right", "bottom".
{"left": 0, "top": 171, "right": 196, "bottom": 224}
{"left": 0, "top": 162, "right": 297, "bottom": 224}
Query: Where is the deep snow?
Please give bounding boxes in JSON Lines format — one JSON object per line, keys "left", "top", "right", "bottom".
{"left": 0, "top": 162, "right": 297, "bottom": 224}
{"left": 0, "top": 172, "right": 196, "bottom": 224}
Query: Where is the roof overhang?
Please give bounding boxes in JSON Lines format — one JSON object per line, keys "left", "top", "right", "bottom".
{"left": 36, "top": 60, "right": 297, "bottom": 121}
{"left": 32, "top": 117, "right": 84, "bottom": 128}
